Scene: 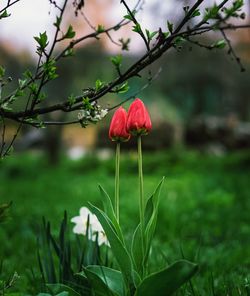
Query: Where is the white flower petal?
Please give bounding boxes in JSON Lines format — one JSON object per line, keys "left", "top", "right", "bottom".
{"left": 98, "top": 232, "right": 110, "bottom": 246}
{"left": 71, "top": 216, "right": 82, "bottom": 224}
{"left": 79, "top": 207, "right": 92, "bottom": 218}
{"left": 73, "top": 224, "right": 86, "bottom": 235}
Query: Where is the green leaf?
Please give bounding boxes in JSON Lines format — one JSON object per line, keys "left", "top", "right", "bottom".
{"left": 86, "top": 265, "right": 124, "bottom": 296}
{"left": 204, "top": 4, "right": 219, "bottom": 20}
{"left": 0, "top": 66, "right": 5, "bottom": 78}
{"left": 15, "top": 89, "right": 24, "bottom": 97}
{"left": 124, "top": 9, "right": 136, "bottom": 21}
{"left": 23, "top": 69, "right": 32, "bottom": 79}
{"left": 132, "top": 23, "right": 141, "bottom": 33}
{"left": 212, "top": 39, "right": 226, "bottom": 49}
{"left": 95, "top": 79, "right": 104, "bottom": 91}
{"left": 145, "top": 29, "right": 158, "bottom": 41}
{"left": 132, "top": 178, "right": 165, "bottom": 274}
{"left": 63, "top": 48, "right": 74, "bottom": 57}
{"left": 81, "top": 268, "right": 117, "bottom": 296}
{"left": 0, "top": 202, "right": 12, "bottom": 223}
{"left": 18, "top": 79, "right": 27, "bottom": 88}
{"left": 97, "top": 24, "right": 105, "bottom": 33}
{"left": 135, "top": 260, "right": 198, "bottom": 296}
{"left": 0, "top": 10, "right": 10, "bottom": 19}
{"left": 144, "top": 178, "right": 164, "bottom": 250}
{"left": 46, "top": 284, "right": 80, "bottom": 296}
{"left": 34, "top": 31, "right": 48, "bottom": 49}
{"left": 42, "top": 59, "right": 58, "bottom": 81}
{"left": 68, "top": 94, "right": 76, "bottom": 106}
{"left": 191, "top": 9, "right": 200, "bottom": 18}
{"left": 88, "top": 204, "right": 134, "bottom": 288}
{"left": 112, "top": 82, "right": 129, "bottom": 94}
{"left": 64, "top": 25, "right": 75, "bottom": 39}
{"left": 110, "top": 55, "right": 122, "bottom": 67}
{"left": 174, "top": 36, "right": 186, "bottom": 47}
{"left": 53, "top": 16, "right": 62, "bottom": 28}
{"left": 98, "top": 185, "right": 124, "bottom": 242}
{"left": 167, "top": 21, "right": 173, "bottom": 34}
{"left": 29, "top": 82, "right": 39, "bottom": 94}
{"left": 131, "top": 224, "right": 142, "bottom": 274}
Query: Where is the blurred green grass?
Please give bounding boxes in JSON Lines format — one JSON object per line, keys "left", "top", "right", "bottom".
{"left": 0, "top": 150, "right": 250, "bottom": 294}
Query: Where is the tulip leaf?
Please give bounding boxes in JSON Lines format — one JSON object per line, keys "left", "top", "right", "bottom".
{"left": 98, "top": 184, "right": 124, "bottom": 242}
{"left": 135, "top": 260, "right": 198, "bottom": 296}
{"left": 46, "top": 284, "right": 80, "bottom": 296}
{"left": 144, "top": 177, "right": 165, "bottom": 256}
{"left": 131, "top": 178, "right": 165, "bottom": 275}
{"left": 88, "top": 203, "right": 134, "bottom": 288}
{"left": 131, "top": 223, "right": 142, "bottom": 274}
{"left": 86, "top": 265, "right": 124, "bottom": 296}
{"left": 81, "top": 268, "right": 117, "bottom": 296}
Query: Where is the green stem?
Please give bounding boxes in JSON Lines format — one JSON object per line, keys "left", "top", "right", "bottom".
{"left": 115, "top": 142, "right": 120, "bottom": 223}
{"left": 138, "top": 136, "right": 145, "bottom": 275}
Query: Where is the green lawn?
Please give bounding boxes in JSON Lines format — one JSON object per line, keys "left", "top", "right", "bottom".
{"left": 0, "top": 150, "right": 250, "bottom": 295}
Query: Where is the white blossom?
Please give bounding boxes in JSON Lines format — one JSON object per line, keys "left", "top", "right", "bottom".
{"left": 77, "top": 104, "right": 108, "bottom": 125}
{"left": 100, "top": 109, "right": 108, "bottom": 119}
{"left": 71, "top": 207, "right": 109, "bottom": 246}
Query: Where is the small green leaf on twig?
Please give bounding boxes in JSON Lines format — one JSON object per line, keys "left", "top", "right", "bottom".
{"left": 34, "top": 31, "right": 49, "bottom": 50}
{"left": 0, "top": 66, "right": 5, "bottom": 78}
{"left": 68, "top": 94, "right": 76, "bottom": 106}
{"left": 204, "top": 4, "right": 220, "bottom": 20}
{"left": 18, "top": 79, "right": 27, "bottom": 88}
{"left": 132, "top": 23, "right": 141, "bottom": 34}
{"left": 191, "top": 9, "right": 201, "bottom": 18}
{"left": 42, "top": 59, "right": 58, "bottom": 80}
{"left": 23, "top": 70, "right": 32, "bottom": 79}
{"left": 0, "top": 10, "right": 10, "bottom": 19}
{"left": 95, "top": 79, "right": 104, "bottom": 91}
{"left": 211, "top": 39, "right": 226, "bottom": 49}
{"left": 124, "top": 9, "right": 136, "bottom": 21}
{"left": 145, "top": 29, "right": 158, "bottom": 42}
{"left": 63, "top": 48, "right": 74, "bottom": 57}
{"left": 167, "top": 21, "right": 173, "bottom": 34}
{"left": 96, "top": 24, "right": 105, "bottom": 33}
{"left": 174, "top": 36, "right": 186, "bottom": 46}
{"left": 110, "top": 55, "right": 122, "bottom": 68}
{"left": 113, "top": 82, "right": 129, "bottom": 94}
{"left": 64, "top": 25, "right": 76, "bottom": 39}
{"left": 82, "top": 97, "right": 94, "bottom": 110}
{"left": 29, "top": 83, "right": 39, "bottom": 95}
{"left": 53, "top": 16, "right": 62, "bottom": 28}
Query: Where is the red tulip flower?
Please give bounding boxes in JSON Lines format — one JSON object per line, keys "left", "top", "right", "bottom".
{"left": 109, "top": 107, "right": 130, "bottom": 142}
{"left": 127, "top": 98, "right": 152, "bottom": 136}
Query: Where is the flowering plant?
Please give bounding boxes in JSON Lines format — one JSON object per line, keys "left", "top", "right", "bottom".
{"left": 70, "top": 98, "right": 197, "bottom": 296}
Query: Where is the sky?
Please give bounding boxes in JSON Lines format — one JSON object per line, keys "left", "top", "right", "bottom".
{"left": 0, "top": 0, "right": 248, "bottom": 57}
{"left": 0, "top": 0, "right": 176, "bottom": 56}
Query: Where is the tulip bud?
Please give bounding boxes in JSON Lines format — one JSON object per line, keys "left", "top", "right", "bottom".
{"left": 109, "top": 107, "right": 131, "bottom": 142}
{"left": 127, "top": 98, "right": 152, "bottom": 136}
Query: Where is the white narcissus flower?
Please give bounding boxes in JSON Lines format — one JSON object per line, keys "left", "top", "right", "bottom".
{"left": 71, "top": 207, "right": 109, "bottom": 246}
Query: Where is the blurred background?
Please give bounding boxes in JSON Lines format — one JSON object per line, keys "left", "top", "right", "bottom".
{"left": 0, "top": 0, "right": 250, "bottom": 294}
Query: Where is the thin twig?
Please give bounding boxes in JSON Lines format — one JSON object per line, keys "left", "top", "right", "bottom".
{"left": 120, "top": 0, "right": 150, "bottom": 51}
{"left": 220, "top": 28, "right": 245, "bottom": 72}
{"left": 0, "top": 0, "right": 20, "bottom": 14}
